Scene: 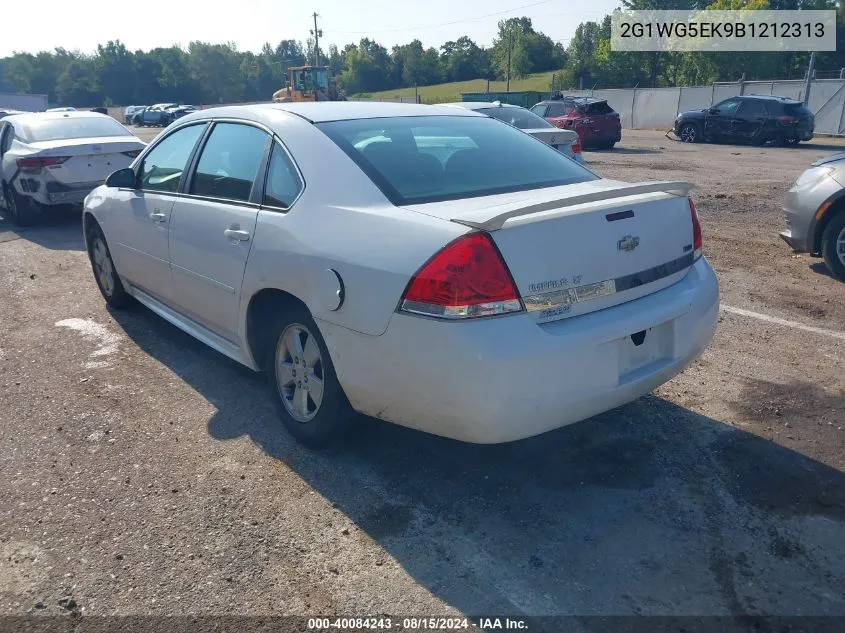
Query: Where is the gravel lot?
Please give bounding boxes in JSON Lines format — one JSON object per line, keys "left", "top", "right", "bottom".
{"left": 1, "top": 128, "right": 844, "bottom": 627}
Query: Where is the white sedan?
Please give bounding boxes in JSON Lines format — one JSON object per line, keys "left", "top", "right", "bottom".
{"left": 82, "top": 102, "right": 719, "bottom": 446}
{"left": 0, "top": 111, "right": 145, "bottom": 226}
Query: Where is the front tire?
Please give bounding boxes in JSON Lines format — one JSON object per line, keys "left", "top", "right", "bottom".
{"left": 266, "top": 304, "right": 353, "bottom": 447}
{"left": 4, "top": 186, "right": 40, "bottom": 227}
{"left": 821, "top": 212, "right": 845, "bottom": 281}
{"left": 86, "top": 223, "right": 133, "bottom": 308}
{"left": 679, "top": 122, "right": 701, "bottom": 143}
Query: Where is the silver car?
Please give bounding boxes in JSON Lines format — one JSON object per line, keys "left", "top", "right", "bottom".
{"left": 443, "top": 101, "right": 584, "bottom": 164}
{"left": 781, "top": 153, "right": 845, "bottom": 280}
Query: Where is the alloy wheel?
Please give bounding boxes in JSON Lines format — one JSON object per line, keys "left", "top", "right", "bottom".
{"left": 837, "top": 225, "right": 845, "bottom": 268}
{"left": 275, "top": 323, "right": 325, "bottom": 423}
{"left": 680, "top": 124, "right": 697, "bottom": 143}
{"left": 91, "top": 236, "right": 115, "bottom": 297}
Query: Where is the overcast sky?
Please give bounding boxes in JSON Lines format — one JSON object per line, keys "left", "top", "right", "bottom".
{"left": 1, "top": 0, "right": 619, "bottom": 58}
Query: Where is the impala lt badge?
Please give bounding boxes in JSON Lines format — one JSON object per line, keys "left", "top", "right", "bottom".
{"left": 617, "top": 235, "right": 640, "bottom": 252}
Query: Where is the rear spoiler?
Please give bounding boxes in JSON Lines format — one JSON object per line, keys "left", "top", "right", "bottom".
{"left": 450, "top": 181, "right": 695, "bottom": 231}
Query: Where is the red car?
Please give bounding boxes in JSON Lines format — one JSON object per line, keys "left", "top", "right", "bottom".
{"left": 531, "top": 97, "right": 622, "bottom": 150}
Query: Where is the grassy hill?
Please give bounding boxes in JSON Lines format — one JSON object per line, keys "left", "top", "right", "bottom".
{"left": 355, "top": 70, "right": 559, "bottom": 104}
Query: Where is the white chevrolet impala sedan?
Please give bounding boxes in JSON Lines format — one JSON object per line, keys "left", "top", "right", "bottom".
{"left": 82, "top": 102, "right": 719, "bottom": 446}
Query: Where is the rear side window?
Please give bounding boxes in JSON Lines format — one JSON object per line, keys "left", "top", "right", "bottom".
{"left": 21, "top": 116, "right": 133, "bottom": 142}
{"left": 190, "top": 123, "right": 269, "bottom": 202}
{"left": 530, "top": 104, "right": 547, "bottom": 117}
{"left": 317, "top": 115, "right": 596, "bottom": 205}
{"left": 139, "top": 124, "right": 206, "bottom": 193}
{"left": 546, "top": 103, "right": 569, "bottom": 117}
{"left": 738, "top": 100, "right": 766, "bottom": 115}
{"left": 263, "top": 142, "right": 303, "bottom": 209}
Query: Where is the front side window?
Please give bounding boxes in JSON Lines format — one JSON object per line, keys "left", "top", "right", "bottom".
{"left": 139, "top": 124, "right": 206, "bottom": 193}
{"left": 478, "top": 107, "right": 553, "bottom": 130}
{"left": 263, "top": 142, "right": 304, "bottom": 209}
{"left": 530, "top": 104, "right": 547, "bottom": 117}
{"left": 715, "top": 99, "right": 741, "bottom": 114}
{"left": 318, "top": 115, "right": 597, "bottom": 205}
{"left": 190, "top": 123, "right": 269, "bottom": 202}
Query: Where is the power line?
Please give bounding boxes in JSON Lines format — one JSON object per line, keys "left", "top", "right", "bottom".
{"left": 322, "top": 0, "right": 557, "bottom": 35}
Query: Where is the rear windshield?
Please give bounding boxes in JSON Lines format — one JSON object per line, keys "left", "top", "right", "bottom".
{"left": 20, "top": 116, "right": 133, "bottom": 142}
{"left": 586, "top": 101, "right": 615, "bottom": 115}
{"left": 477, "top": 107, "right": 553, "bottom": 130}
{"left": 317, "top": 115, "right": 596, "bottom": 205}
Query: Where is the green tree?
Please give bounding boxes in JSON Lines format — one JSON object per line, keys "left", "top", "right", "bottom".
{"left": 55, "top": 58, "right": 101, "bottom": 106}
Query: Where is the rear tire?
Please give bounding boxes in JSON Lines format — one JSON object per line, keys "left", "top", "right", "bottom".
{"left": 86, "top": 223, "right": 134, "bottom": 309}
{"left": 265, "top": 303, "right": 353, "bottom": 448}
{"left": 679, "top": 122, "right": 700, "bottom": 143}
{"left": 821, "top": 212, "right": 845, "bottom": 281}
{"left": 4, "top": 186, "right": 40, "bottom": 227}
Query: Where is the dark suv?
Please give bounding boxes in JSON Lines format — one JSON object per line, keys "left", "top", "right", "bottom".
{"left": 531, "top": 97, "right": 622, "bottom": 149}
{"left": 674, "top": 95, "right": 814, "bottom": 146}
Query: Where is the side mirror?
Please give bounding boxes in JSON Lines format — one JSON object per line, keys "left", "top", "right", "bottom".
{"left": 106, "top": 167, "right": 137, "bottom": 189}
{"left": 708, "top": 107, "right": 719, "bottom": 114}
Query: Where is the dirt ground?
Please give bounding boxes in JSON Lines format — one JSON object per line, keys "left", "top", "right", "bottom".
{"left": 1, "top": 128, "right": 844, "bottom": 629}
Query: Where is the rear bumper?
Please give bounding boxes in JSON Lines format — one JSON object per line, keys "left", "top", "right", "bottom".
{"left": 321, "top": 258, "right": 719, "bottom": 444}
{"left": 14, "top": 178, "right": 102, "bottom": 206}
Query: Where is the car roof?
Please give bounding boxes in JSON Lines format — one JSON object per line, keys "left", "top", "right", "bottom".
{"left": 441, "top": 101, "right": 523, "bottom": 111}
{"left": 3, "top": 110, "right": 113, "bottom": 123}
{"left": 185, "top": 101, "right": 486, "bottom": 124}
{"left": 734, "top": 94, "right": 803, "bottom": 104}
{"left": 540, "top": 96, "right": 606, "bottom": 105}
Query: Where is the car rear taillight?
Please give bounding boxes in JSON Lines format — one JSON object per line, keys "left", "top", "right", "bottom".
{"left": 572, "top": 136, "right": 583, "bottom": 156}
{"left": 779, "top": 115, "right": 796, "bottom": 125}
{"left": 689, "top": 197, "right": 702, "bottom": 260}
{"left": 399, "top": 233, "right": 524, "bottom": 319}
{"left": 17, "top": 156, "right": 70, "bottom": 172}
{"left": 122, "top": 149, "right": 142, "bottom": 158}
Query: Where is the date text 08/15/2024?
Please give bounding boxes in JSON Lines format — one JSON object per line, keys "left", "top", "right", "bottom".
{"left": 306, "top": 617, "right": 529, "bottom": 630}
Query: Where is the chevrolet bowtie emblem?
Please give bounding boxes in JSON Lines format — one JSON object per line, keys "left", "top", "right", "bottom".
{"left": 617, "top": 235, "right": 640, "bottom": 252}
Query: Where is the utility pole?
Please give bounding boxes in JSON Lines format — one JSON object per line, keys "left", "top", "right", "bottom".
{"left": 310, "top": 12, "right": 323, "bottom": 67}
{"left": 803, "top": 51, "right": 816, "bottom": 105}
{"left": 506, "top": 30, "right": 512, "bottom": 92}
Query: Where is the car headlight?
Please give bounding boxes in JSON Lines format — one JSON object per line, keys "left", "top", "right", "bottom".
{"left": 792, "top": 166, "right": 833, "bottom": 189}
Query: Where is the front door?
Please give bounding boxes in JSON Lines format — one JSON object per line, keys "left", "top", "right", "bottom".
{"left": 108, "top": 123, "right": 207, "bottom": 302}
{"left": 704, "top": 98, "right": 741, "bottom": 139}
{"left": 168, "top": 122, "right": 271, "bottom": 342}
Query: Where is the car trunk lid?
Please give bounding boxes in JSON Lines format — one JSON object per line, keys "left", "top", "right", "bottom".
{"left": 524, "top": 127, "right": 578, "bottom": 152}
{"left": 403, "top": 179, "right": 698, "bottom": 323}
{"left": 25, "top": 136, "right": 143, "bottom": 185}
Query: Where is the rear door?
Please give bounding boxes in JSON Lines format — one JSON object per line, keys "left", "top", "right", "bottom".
{"left": 731, "top": 99, "right": 767, "bottom": 143}
{"left": 167, "top": 121, "right": 271, "bottom": 342}
{"left": 0, "top": 122, "right": 11, "bottom": 184}
{"left": 586, "top": 101, "right": 621, "bottom": 143}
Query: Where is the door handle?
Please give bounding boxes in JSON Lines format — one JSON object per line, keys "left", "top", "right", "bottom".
{"left": 224, "top": 229, "right": 251, "bottom": 242}
{"left": 149, "top": 212, "right": 166, "bottom": 223}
